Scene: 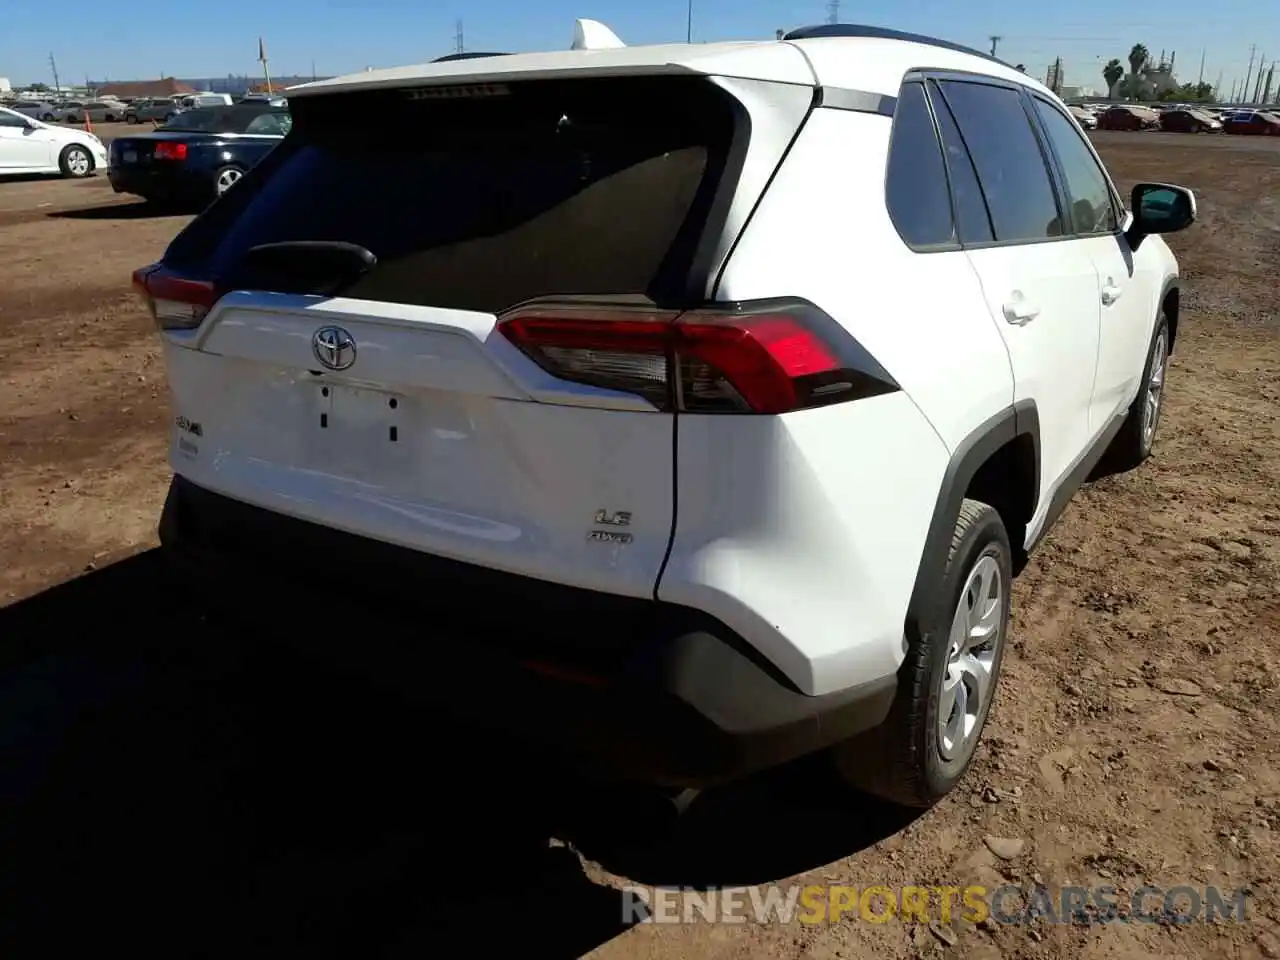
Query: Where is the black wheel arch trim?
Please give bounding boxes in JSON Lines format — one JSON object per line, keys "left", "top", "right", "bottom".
{"left": 904, "top": 400, "right": 1039, "bottom": 649}
{"left": 1158, "top": 276, "right": 1180, "bottom": 353}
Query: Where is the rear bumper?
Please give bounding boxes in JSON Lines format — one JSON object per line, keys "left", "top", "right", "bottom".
{"left": 107, "top": 165, "right": 207, "bottom": 203}
{"left": 159, "top": 475, "right": 896, "bottom": 787}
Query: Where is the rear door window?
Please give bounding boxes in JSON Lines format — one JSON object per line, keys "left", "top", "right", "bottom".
{"left": 935, "top": 80, "right": 1063, "bottom": 243}
{"left": 165, "top": 76, "right": 744, "bottom": 314}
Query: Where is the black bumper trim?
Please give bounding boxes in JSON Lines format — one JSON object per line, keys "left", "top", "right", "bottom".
{"left": 159, "top": 475, "right": 896, "bottom": 787}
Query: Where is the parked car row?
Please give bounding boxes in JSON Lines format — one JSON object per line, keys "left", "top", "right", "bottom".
{"left": 2, "top": 92, "right": 265, "bottom": 128}
{"left": 0, "top": 97, "right": 291, "bottom": 198}
{"left": 1079, "top": 101, "right": 1280, "bottom": 135}
{"left": 5, "top": 98, "right": 129, "bottom": 123}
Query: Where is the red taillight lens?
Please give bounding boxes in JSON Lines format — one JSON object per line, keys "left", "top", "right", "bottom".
{"left": 132, "top": 263, "right": 216, "bottom": 331}
{"left": 498, "top": 305, "right": 678, "bottom": 409}
{"left": 498, "top": 299, "right": 898, "bottom": 415}
{"left": 153, "top": 141, "right": 188, "bottom": 161}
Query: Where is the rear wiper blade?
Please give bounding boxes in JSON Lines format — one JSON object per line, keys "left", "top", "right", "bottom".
{"left": 226, "top": 241, "right": 377, "bottom": 297}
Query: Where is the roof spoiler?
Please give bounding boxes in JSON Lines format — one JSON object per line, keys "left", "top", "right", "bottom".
{"left": 572, "top": 18, "right": 625, "bottom": 50}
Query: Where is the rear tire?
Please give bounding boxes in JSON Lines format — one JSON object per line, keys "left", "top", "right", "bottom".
{"left": 127, "top": 114, "right": 139, "bottom": 124}
{"left": 213, "top": 164, "right": 245, "bottom": 198}
{"left": 58, "top": 144, "right": 94, "bottom": 179}
{"left": 1099, "top": 315, "right": 1169, "bottom": 474}
{"left": 831, "top": 499, "right": 1011, "bottom": 808}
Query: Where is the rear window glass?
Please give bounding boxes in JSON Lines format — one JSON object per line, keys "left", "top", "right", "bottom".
{"left": 162, "top": 106, "right": 288, "bottom": 133}
{"left": 165, "top": 76, "right": 743, "bottom": 313}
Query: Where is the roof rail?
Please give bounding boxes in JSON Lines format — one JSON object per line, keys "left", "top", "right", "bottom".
{"left": 782, "top": 24, "right": 1008, "bottom": 67}
{"left": 431, "top": 52, "right": 510, "bottom": 62}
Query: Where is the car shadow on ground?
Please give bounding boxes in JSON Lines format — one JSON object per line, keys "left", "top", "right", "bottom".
{"left": 0, "top": 173, "right": 61, "bottom": 184}
{"left": 0, "top": 550, "right": 914, "bottom": 957}
{"left": 47, "top": 200, "right": 191, "bottom": 221}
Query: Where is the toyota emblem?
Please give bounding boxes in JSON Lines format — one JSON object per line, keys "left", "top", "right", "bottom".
{"left": 312, "top": 325, "right": 357, "bottom": 371}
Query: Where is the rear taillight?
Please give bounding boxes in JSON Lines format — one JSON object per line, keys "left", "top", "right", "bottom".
{"left": 132, "top": 264, "right": 216, "bottom": 331}
{"left": 153, "top": 141, "right": 188, "bottom": 161}
{"left": 498, "top": 299, "right": 898, "bottom": 415}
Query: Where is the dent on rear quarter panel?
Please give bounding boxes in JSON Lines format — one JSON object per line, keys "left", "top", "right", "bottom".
{"left": 660, "top": 397, "right": 948, "bottom": 697}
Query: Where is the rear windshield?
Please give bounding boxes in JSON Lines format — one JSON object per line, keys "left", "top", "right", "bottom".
{"left": 164, "top": 76, "right": 745, "bottom": 313}
{"left": 162, "top": 106, "right": 288, "bottom": 133}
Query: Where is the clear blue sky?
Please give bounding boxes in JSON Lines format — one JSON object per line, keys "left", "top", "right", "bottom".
{"left": 2, "top": 0, "right": 1276, "bottom": 98}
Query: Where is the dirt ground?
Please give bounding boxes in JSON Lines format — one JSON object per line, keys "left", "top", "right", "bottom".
{"left": 0, "top": 132, "right": 1277, "bottom": 959}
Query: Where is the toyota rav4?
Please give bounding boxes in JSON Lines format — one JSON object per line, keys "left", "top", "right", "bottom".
{"left": 137, "top": 23, "right": 1195, "bottom": 808}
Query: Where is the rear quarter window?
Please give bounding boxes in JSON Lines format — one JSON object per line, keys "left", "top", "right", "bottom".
{"left": 884, "top": 82, "right": 955, "bottom": 248}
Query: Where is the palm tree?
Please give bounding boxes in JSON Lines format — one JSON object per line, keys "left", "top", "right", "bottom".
{"left": 1103, "top": 59, "right": 1125, "bottom": 96}
{"left": 1127, "top": 43, "right": 1150, "bottom": 79}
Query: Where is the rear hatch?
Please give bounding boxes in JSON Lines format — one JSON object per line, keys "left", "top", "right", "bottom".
{"left": 144, "top": 74, "right": 770, "bottom": 598}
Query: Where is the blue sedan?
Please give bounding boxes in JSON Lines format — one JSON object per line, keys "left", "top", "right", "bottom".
{"left": 108, "top": 104, "right": 290, "bottom": 207}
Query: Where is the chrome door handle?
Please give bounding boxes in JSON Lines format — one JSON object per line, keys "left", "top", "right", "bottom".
{"left": 1002, "top": 298, "right": 1041, "bottom": 325}
{"left": 1101, "top": 283, "right": 1122, "bottom": 305}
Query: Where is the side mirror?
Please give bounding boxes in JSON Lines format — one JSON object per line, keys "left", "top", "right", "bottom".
{"left": 1125, "top": 182, "right": 1197, "bottom": 251}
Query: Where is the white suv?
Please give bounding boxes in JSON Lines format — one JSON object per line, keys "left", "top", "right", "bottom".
{"left": 137, "top": 24, "right": 1195, "bottom": 807}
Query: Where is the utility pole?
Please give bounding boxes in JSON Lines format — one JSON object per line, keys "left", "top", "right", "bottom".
{"left": 989, "top": 35, "right": 1001, "bottom": 58}
{"left": 1198, "top": 48, "right": 1205, "bottom": 85}
{"left": 1261, "top": 63, "right": 1274, "bottom": 105}
{"left": 311, "top": 60, "right": 316, "bottom": 82}
{"left": 48, "top": 52, "right": 60, "bottom": 93}
{"left": 455, "top": 20, "right": 465, "bottom": 54}
{"left": 1243, "top": 45, "right": 1256, "bottom": 104}
{"left": 1252, "top": 55, "right": 1266, "bottom": 102}
{"left": 686, "top": 0, "right": 692, "bottom": 43}
{"left": 826, "top": 0, "right": 840, "bottom": 25}
{"left": 258, "top": 37, "right": 272, "bottom": 94}
{"left": 1214, "top": 70, "right": 1222, "bottom": 100}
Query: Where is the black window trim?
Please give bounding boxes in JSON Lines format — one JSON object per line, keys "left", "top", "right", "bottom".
{"left": 1025, "top": 93, "right": 1127, "bottom": 238}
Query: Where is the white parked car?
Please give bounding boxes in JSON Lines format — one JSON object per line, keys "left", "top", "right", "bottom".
{"left": 177, "top": 93, "right": 234, "bottom": 109}
{"left": 138, "top": 22, "right": 1195, "bottom": 807}
{"left": 8, "top": 99, "right": 58, "bottom": 121}
{"left": 0, "top": 105, "right": 108, "bottom": 176}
